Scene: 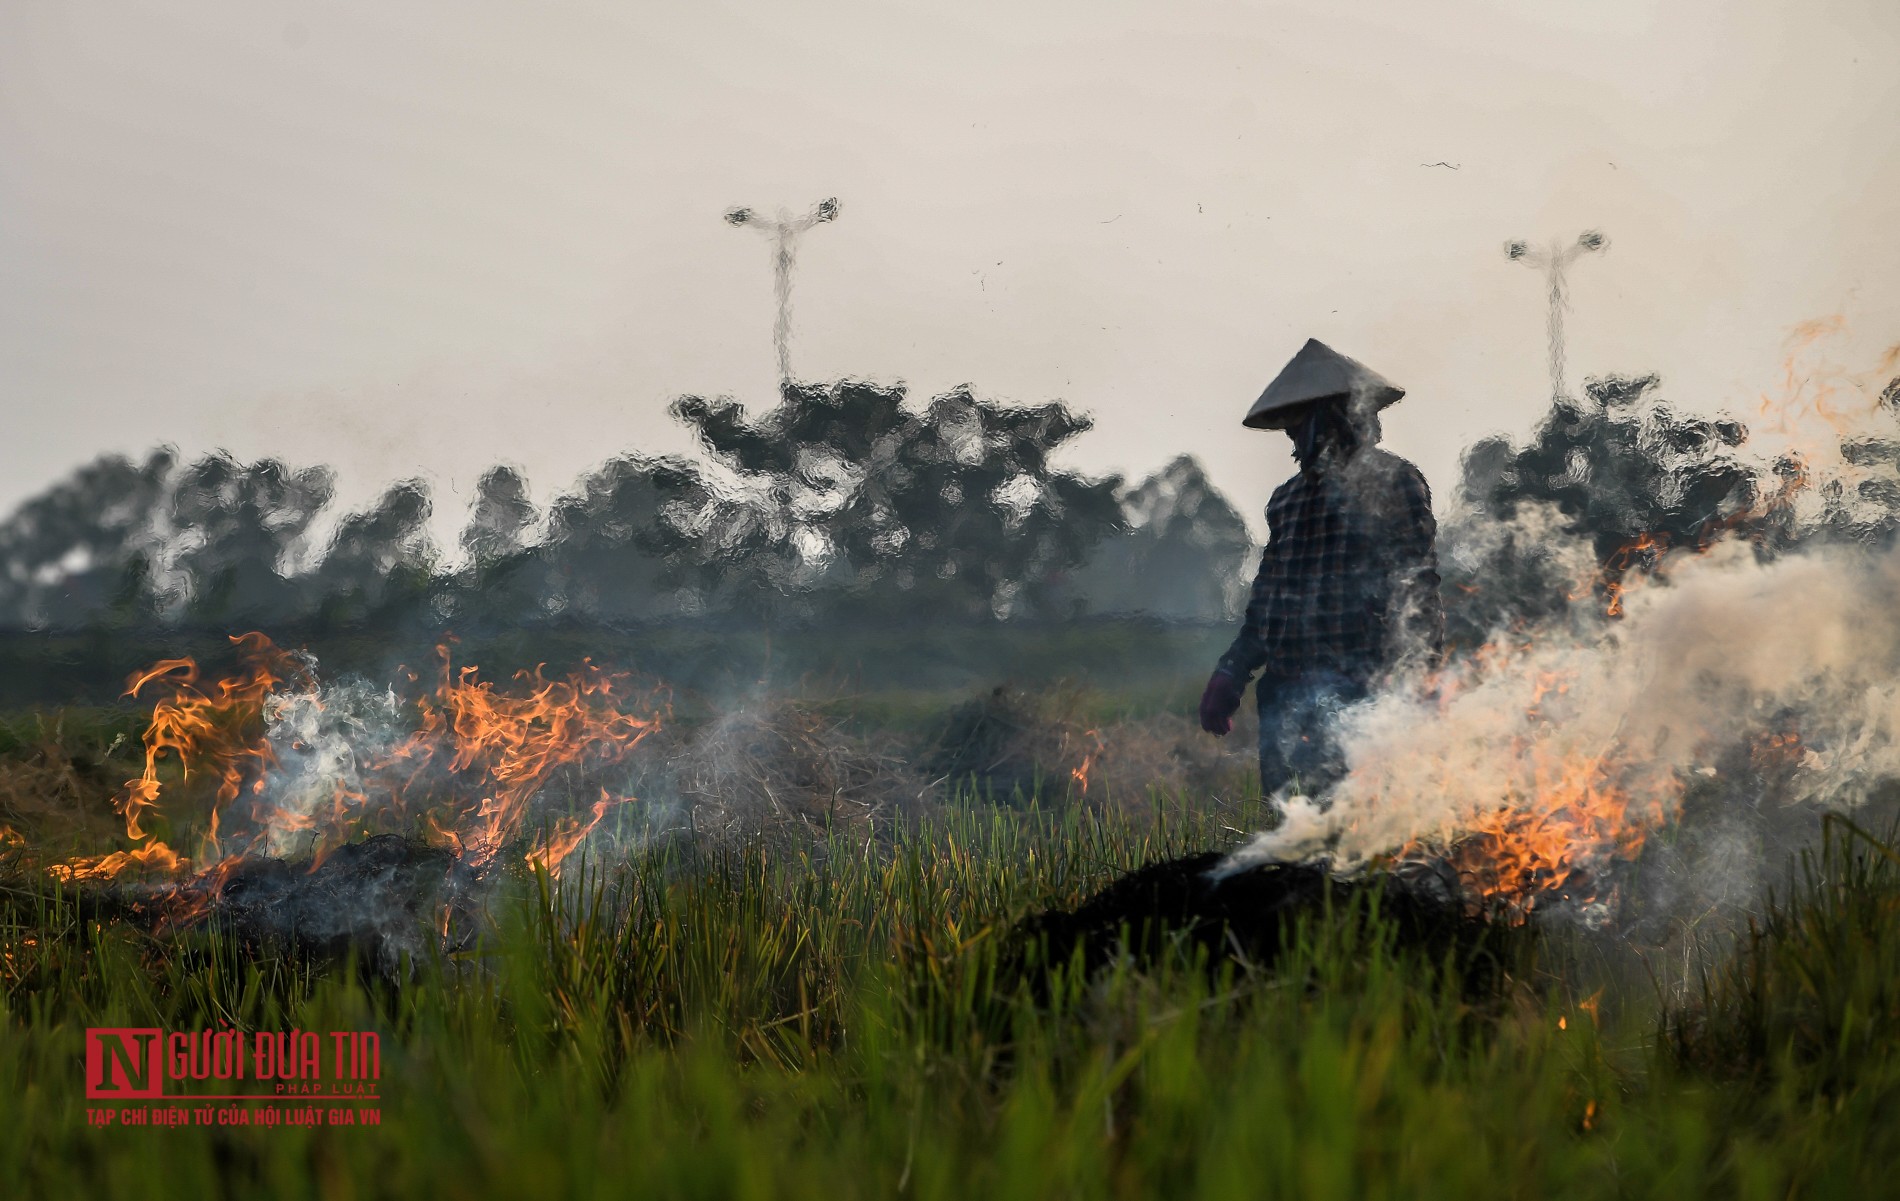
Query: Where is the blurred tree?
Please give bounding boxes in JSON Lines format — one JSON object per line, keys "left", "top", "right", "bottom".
{"left": 168, "top": 454, "right": 335, "bottom": 626}
{"left": 1799, "top": 371, "right": 1900, "bottom": 546}
{"left": 533, "top": 454, "right": 725, "bottom": 621}
{"left": 672, "top": 379, "right": 1122, "bottom": 620}
{"left": 1067, "top": 455, "right": 1252, "bottom": 620}
{"left": 1457, "top": 374, "right": 1757, "bottom": 561}
{"left": 460, "top": 466, "right": 539, "bottom": 565}
{"left": 0, "top": 450, "right": 174, "bottom": 628}
{"left": 1444, "top": 373, "right": 1779, "bottom": 644}
{"left": 305, "top": 480, "right": 435, "bottom": 626}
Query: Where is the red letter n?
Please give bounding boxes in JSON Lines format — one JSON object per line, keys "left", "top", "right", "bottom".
{"left": 87, "top": 1028, "right": 163, "bottom": 1099}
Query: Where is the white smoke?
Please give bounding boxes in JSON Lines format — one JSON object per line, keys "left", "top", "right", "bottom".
{"left": 233, "top": 660, "right": 667, "bottom": 868}
{"left": 1223, "top": 538, "right": 1900, "bottom": 887}
{"left": 1227, "top": 328, "right": 1900, "bottom": 911}
{"left": 252, "top": 679, "right": 406, "bottom": 858}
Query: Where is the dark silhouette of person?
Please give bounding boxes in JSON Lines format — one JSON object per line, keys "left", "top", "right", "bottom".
{"left": 1198, "top": 339, "right": 1443, "bottom": 796}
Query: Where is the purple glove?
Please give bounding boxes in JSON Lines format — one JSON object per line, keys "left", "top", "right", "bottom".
{"left": 1199, "top": 669, "right": 1244, "bottom": 736}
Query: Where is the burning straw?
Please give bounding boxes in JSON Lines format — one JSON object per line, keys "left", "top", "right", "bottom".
{"left": 1229, "top": 328, "right": 1900, "bottom": 925}
{"left": 1228, "top": 539, "right": 1900, "bottom": 920}
{"left": 41, "top": 635, "right": 668, "bottom": 947}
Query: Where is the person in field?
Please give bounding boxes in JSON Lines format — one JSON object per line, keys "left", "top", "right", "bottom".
{"left": 1198, "top": 339, "right": 1443, "bottom": 796}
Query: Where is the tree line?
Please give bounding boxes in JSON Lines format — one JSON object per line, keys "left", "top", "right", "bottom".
{"left": 11, "top": 367, "right": 1892, "bottom": 642}
{"left": 0, "top": 380, "right": 1254, "bottom": 634}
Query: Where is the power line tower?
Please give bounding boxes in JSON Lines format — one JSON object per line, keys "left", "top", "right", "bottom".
{"left": 725, "top": 198, "right": 840, "bottom": 391}
{"left": 1506, "top": 230, "right": 1608, "bottom": 402}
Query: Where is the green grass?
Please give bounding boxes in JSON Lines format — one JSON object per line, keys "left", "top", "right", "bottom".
{"left": 4, "top": 791, "right": 1899, "bottom": 1199}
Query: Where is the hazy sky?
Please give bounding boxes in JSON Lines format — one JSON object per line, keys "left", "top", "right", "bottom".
{"left": 3, "top": 0, "right": 1897, "bottom": 545}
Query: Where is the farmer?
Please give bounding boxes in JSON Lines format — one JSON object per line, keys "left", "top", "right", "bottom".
{"left": 1198, "top": 339, "right": 1443, "bottom": 796}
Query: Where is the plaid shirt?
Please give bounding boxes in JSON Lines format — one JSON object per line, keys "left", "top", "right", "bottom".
{"left": 1218, "top": 447, "right": 1442, "bottom": 685}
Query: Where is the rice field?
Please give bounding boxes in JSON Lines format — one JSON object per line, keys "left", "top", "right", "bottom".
{"left": 2, "top": 697, "right": 1899, "bottom": 1199}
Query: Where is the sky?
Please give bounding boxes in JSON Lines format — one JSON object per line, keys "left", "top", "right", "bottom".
{"left": 2, "top": 0, "right": 1897, "bottom": 547}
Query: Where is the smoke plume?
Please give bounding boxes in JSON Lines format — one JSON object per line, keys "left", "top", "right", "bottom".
{"left": 1225, "top": 539, "right": 1900, "bottom": 876}
{"left": 1229, "top": 334, "right": 1900, "bottom": 927}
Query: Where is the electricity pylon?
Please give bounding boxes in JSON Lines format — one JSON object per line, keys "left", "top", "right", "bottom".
{"left": 1506, "top": 230, "right": 1608, "bottom": 402}
{"left": 725, "top": 198, "right": 840, "bottom": 390}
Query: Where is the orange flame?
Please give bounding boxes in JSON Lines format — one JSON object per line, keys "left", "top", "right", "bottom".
{"left": 115, "top": 632, "right": 308, "bottom": 843}
{"left": 1411, "top": 738, "right": 1665, "bottom": 919}
{"left": 1560, "top": 319, "right": 1889, "bottom": 622}
{"left": 1069, "top": 728, "right": 1103, "bottom": 796}
{"left": 1403, "top": 646, "right": 1827, "bottom": 918}
{"left": 1754, "top": 317, "right": 1899, "bottom": 450}
{"left": 1398, "top": 319, "right": 1894, "bottom": 917}
{"left": 526, "top": 791, "right": 626, "bottom": 876}
{"left": 1398, "top": 651, "right": 1681, "bottom": 918}
{"left": 1599, "top": 532, "right": 1669, "bottom": 617}
{"left": 388, "top": 646, "right": 660, "bottom": 868}
{"left": 144, "top": 854, "right": 249, "bottom": 933}
{"left": 48, "top": 635, "right": 663, "bottom": 896}
{"left": 1749, "top": 727, "right": 1807, "bottom": 774}
{"left": 47, "top": 841, "right": 191, "bottom": 883}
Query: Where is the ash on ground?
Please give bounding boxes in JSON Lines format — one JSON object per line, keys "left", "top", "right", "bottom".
{"left": 118, "top": 836, "right": 487, "bottom": 977}
{"left": 1006, "top": 851, "right": 1510, "bottom": 995}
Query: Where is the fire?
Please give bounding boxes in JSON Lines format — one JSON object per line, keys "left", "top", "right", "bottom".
{"left": 1395, "top": 653, "right": 1672, "bottom": 921}
{"left": 1749, "top": 727, "right": 1809, "bottom": 775}
{"left": 47, "top": 841, "right": 190, "bottom": 883}
{"left": 42, "top": 635, "right": 664, "bottom": 902}
{"left": 1440, "top": 332, "right": 1867, "bottom": 910}
{"left": 1565, "top": 321, "right": 1889, "bottom": 623}
{"left": 527, "top": 792, "right": 623, "bottom": 876}
{"left": 1755, "top": 317, "right": 1900, "bottom": 453}
{"left": 1069, "top": 728, "right": 1104, "bottom": 796}
{"left": 1599, "top": 532, "right": 1669, "bottom": 618}
{"left": 1418, "top": 740, "right": 1664, "bottom": 919}
{"left": 390, "top": 646, "right": 660, "bottom": 868}
{"left": 1226, "top": 318, "right": 1900, "bottom": 921}
{"left": 116, "top": 632, "right": 307, "bottom": 843}
{"left": 1396, "top": 571, "right": 1822, "bottom": 919}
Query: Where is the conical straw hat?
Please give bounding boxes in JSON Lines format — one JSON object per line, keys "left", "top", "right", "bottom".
{"left": 1243, "top": 339, "right": 1405, "bottom": 429}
